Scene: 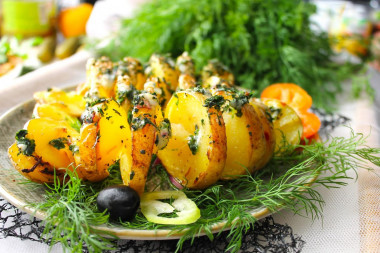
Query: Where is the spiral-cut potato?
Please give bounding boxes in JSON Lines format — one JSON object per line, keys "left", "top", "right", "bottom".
{"left": 8, "top": 53, "right": 306, "bottom": 195}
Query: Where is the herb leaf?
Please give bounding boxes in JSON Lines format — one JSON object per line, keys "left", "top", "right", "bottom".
{"left": 89, "top": 0, "right": 365, "bottom": 111}
{"left": 49, "top": 138, "right": 68, "bottom": 150}
{"left": 31, "top": 129, "right": 380, "bottom": 253}
{"left": 15, "top": 129, "right": 35, "bottom": 156}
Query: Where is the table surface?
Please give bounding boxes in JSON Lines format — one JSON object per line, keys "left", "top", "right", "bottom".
{"left": 0, "top": 52, "right": 379, "bottom": 253}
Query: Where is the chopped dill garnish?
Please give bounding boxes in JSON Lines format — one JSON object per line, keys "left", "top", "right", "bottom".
{"left": 15, "top": 129, "right": 35, "bottom": 156}
{"left": 48, "top": 138, "right": 68, "bottom": 150}
{"left": 203, "top": 95, "right": 226, "bottom": 110}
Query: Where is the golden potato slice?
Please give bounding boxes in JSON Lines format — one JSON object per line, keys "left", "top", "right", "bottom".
{"left": 144, "top": 77, "right": 172, "bottom": 109}
{"left": 178, "top": 74, "right": 197, "bottom": 90}
{"left": 33, "top": 88, "right": 86, "bottom": 117}
{"left": 203, "top": 76, "right": 233, "bottom": 90}
{"left": 33, "top": 103, "right": 81, "bottom": 132}
{"left": 201, "top": 59, "right": 234, "bottom": 85}
{"left": 149, "top": 54, "right": 179, "bottom": 91}
{"left": 219, "top": 93, "right": 267, "bottom": 179}
{"left": 120, "top": 93, "right": 160, "bottom": 195}
{"left": 73, "top": 123, "right": 104, "bottom": 182}
{"left": 82, "top": 57, "right": 116, "bottom": 97}
{"left": 113, "top": 75, "right": 135, "bottom": 112}
{"left": 175, "top": 52, "right": 195, "bottom": 76}
{"left": 116, "top": 57, "right": 147, "bottom": 90}
{"left": 96, "top": 100, "right": 131, "bottom": 177}
{"left": 26, "top": 118, "right": 79, "bottom": 169}
{"left": 261, "top": 98, "right": 303, "bottom": 154}
{"left": 157, "top": 90, "right": 227, "bottom": 189}
{"left": 8, "top": 143, "right": 59, "bottom": 184}
{"left": 249, "top": 98, "right": 276, "bottom": 169}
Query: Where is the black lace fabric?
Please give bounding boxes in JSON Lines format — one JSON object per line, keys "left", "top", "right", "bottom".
{"left": 0, "top": 110, "right": 349, "bottom": 252}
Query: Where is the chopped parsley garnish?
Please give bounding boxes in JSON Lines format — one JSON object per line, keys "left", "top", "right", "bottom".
{"left": 127, "top": 110, "right": 133, "bottom": 125}
{"left": 268, "top": 106, "right": 282, "bottom": 121}
{"left": 86, "top": 98, "right": 106, "bottom": 107}
{"left": 69, "top": 118, "right": 82, "bottom": 132}
{"left": 15, "top": 129, "right": 35, "bottom": 156}
{"left": 49, "top": 138, "right": 68, "bottom": 150}
{"left": 192, "top": 86, "right": 207, "bottom": 95}
{"left": 113, "top": 109, "right": 121, "bottom": 116}
{"left": 116, "top": 85, "right": 135, "bottom": 104}
{"left": 229, "top": 93, "right": 249, "bottom": 117}
{"left": 69, "top": 144, "right": 79, "bottom": 154}
{"left": 187, "top": 125, "right": 199, "bottom": 155}
{"left": 131, "top": 115, "right": 155, "bottom": 131}
{"left": 130, "top": 170, "right": 135, "bottom": 180}
{"left": 203, "top": 95, "right": 226, "bottom": 110}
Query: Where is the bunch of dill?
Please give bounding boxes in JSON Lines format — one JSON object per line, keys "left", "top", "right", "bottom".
{"left": 89, "top": 0, "right": 366, "bottom": 111}
{"left": 32, "top": 130, "right": 380, "bottom": 253}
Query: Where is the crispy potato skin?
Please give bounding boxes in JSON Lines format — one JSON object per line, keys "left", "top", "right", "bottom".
{"left": 249, "top": 98, "right": 276, "bottom": 169}
{"left": 131, "top": 109, "right": 156, "bottom": 195}
{"left": 119, "top": 57, "right": 147, "bottom": 90}
{"left": 149, "top": 54, "right": 179, "bottom": 91}
{"left": 202, "top": 107, "right": 227, "bottom": 187}
{"left": 8, "top": 118, "right": 78, "bottom": 183}
{"left": 26, "top": 118, "right": 78, "bottom": 169}
{"left": 120, "top": 106, "right": 157, "bottom": 196}
{"left": 33, "top": 89, "right": 85, "bottom": 117}
{"left": 8, "top": 143, "right": 58, "bottom": 184}
{"left": 242, "top": 104, "right": 267, "bottom": 172}
{"left": 158, "top": 91, "right": 227, "bottom": 189}
{"left": 261, "top": 98, "right": 303, "bottom": 153}
{"left": 220, "top": 101, "right": 267, "bottom": 179}
{"left": 178, "top": 74, "right": 196, "bottom": 90}
{"left": 74, "top": 123, "right": 109, "bottom": 182}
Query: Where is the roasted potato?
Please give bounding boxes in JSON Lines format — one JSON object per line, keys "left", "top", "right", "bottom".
{"left": 78, "top": 56, "right": 115, "bottom": 98}
{"left": 8, "top": 143, "right": 59, "bottom": 184}
{"left": 95, "top": 100, "right": 131, "bottom": 177}
{"left": 218, "top": 92, "right": 267, "bottom": 179}
{"left": 201, "top": 59, "right": 234, "bottom": 86}
{"left": 175, "top": 51, "right": 196, "bottom": 89}
{"left": 144, "top": 77, "right": 172, "bottom": 108}
{"left": 158, "top": 90, "right": 227, "bottom": 189}
{"left": 74, "top": 123, "right": 101, "bottom": 181}
{"left": 178, "top": 74, "right": 197, "bottom": 90}
{"left": 175, "top": 52, "right": 195, "bottom": 76}
{"left": 120, "top": 93, "right": 161, "bottom": 195}
{"left": 149, "top": 54, "right": 179, "bottom": 91}
{"left": 117, "top": 57, "right": 147, "bottom": 90}
{"left": 8, "top": 118, "right": 78, "bottom": 183}
{"left": 26, "top": 118, "right": 79, "bottom": 169}
{"left": 33, "top": 103, "right": 81, "bottom": 132}
{"left": 34, "top": 88, "right": 86, "bottom": 117}
{"left": 261, "top": 98, "right": 303, "bottom": 153}
{"left": 113, "top": 75, "right": 135, "bottom": 112}
{"left": 249, "top": 98, "right": 276, "bottom": 169}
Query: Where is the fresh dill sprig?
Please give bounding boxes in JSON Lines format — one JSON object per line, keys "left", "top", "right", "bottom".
{"left": 31, "top": 130, "right": 379, "bottom": 253}
{"left": 31, "top": 168, "right": 117, "bottom": 253}
{"left": 88, "top": 0, "right": 366, "bottom": 111}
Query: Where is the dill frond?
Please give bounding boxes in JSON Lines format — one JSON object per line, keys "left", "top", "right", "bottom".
{"left": 31, "top": 130, "right": 379, "bottom": 253}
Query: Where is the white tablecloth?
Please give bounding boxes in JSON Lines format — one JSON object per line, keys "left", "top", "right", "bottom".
{"left": 0, "top": 53, "right": 379, "bottom": 253}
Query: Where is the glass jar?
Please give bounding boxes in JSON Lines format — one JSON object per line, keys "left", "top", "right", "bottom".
{"left": 1, "top": 0, "right": 57, "bottom": 38}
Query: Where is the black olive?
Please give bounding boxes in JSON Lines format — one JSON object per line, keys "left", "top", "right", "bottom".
{"left": 97, "top": 185, "right": 140, "bottom": 222}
